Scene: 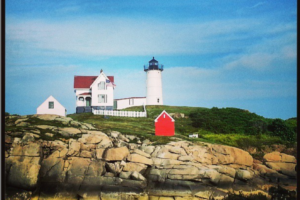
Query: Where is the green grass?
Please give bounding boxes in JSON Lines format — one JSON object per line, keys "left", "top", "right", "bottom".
{"left": 68, "top": 105, "right": 296, "bottom": 149}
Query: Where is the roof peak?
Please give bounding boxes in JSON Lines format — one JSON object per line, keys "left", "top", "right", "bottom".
{"left": 149, "top": 57, "right": 158, "bottom": 63}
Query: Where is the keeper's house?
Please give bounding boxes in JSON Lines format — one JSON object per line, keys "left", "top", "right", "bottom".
{"left": 74, "top": 70, "right": 116, "bottom": 113}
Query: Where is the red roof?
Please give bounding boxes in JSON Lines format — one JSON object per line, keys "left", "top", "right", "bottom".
{"left": 79, "top": 92, "right": 91, "bottom": 95}
{"left": 74, "top": 76, "right": 115, "bottom": 88}
{"left": 107, "top": 76, "right": 114, "bottom": 83}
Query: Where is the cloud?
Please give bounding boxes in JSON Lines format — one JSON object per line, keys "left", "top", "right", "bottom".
{"left": 250, "top": 2, "right": 266, "bottom": 9}
{"left": 162, "top": 66, "right": 295, "bottom": 105}
{"left": 6, "top": 16, "right": 294, "bottom": 57}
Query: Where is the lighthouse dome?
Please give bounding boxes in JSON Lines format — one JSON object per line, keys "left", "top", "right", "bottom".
{"left": 144, "top": 57, "right": 163, "bottom": 71}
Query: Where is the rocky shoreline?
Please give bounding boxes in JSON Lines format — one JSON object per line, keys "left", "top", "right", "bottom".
{"left": 5, "top": 114, "right": 297, "bottom": 199}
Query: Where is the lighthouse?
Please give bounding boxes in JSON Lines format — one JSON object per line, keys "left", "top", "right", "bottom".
{"left": 144, "top": 57, "right": 164, "bottom": 105}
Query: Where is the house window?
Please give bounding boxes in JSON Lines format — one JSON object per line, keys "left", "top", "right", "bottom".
{"left": 49, "top": 101, "right": 54, "bottom": 109}
{"left": 129, "top": 99, "right": 134, "bottom": 105}
{"left": 98, "top": 94, "right": 107, "bottom": 103}
{"left": 98, "top": 81, "right": 105, "bottom": 90}
{"left": 79, "top": 97, "right": 84, "bottom": 101}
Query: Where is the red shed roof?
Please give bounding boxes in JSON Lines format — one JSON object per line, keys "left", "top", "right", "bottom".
{"left": 154, "top": 110, "right": 175, "bottom": 122}
{"left": 74, "top": 75, "right": 114, "bottom": 88}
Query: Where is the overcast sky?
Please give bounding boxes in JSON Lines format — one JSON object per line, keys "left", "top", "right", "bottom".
{"left": 5, "top": 0, "right": 297, "bottom": 119}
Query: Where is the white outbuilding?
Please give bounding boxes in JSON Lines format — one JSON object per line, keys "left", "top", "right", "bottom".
{"left": 37, "top": 95, "right": 67, "bottom": 116}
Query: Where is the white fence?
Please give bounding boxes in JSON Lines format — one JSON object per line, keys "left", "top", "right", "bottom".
{"left": 93, "top": 109, "right": 147, "bottom": 117}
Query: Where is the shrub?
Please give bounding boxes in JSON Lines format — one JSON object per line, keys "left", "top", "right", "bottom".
{"left": 268, "top": 119, "right": 296, "bottom": 142}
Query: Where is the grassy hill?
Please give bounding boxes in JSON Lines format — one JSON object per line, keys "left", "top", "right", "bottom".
{"left": 68, "top": 105, "right": 297, "bottom": 157}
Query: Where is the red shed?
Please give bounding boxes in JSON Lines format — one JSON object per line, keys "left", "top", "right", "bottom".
{"left": 154, "top": 110, "right": 175, "bottom": 136}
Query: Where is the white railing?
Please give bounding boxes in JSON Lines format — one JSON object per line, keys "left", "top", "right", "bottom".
{"left": 93, "top": 108, "right": 147, "bottom": 117}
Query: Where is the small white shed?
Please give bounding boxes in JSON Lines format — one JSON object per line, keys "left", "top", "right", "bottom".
{"left": 37, "top": 95, "right": 67, "bottom": 116}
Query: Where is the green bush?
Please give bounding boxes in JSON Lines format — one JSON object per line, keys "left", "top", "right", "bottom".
{"left": 268, "top": 119, "right": 296, "bottom": 142}
{"left": 189, "top": 107, "right": 268, "bottom": 134}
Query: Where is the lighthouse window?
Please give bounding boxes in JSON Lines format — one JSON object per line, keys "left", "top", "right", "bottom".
{"left": 79, "top": 97, "right": 84, "bottom": 101}
{"left": 155, "top": 63, "right": 158, "bottom": 65}
{"left": 157, "top": 98, "right": 159, "bottom": 103}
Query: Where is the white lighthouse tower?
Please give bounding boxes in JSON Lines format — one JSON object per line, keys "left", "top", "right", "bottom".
{"left": 144, "top": 57, "right": 164, "bottom": 105}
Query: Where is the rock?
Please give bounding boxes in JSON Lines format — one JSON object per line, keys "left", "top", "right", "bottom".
{"left": 178, "top": 155, "right": 193, "bottom": 162}
{"left": 14, "top": 118, "right": 28, "bottom": 125}
{"left": 127, "top": 154, "right": 153, "bottom": 165}
{"left": 142, "top": 139, "right": 151, "bottom": 145}
{"left": 141, "top": 145, "right": 155, "bottom": 154}
{"left": 54, "top": 116, "right": 73, "bottom": 125}
{"left": 131, "top": 171, "right": 146, "bottom": 181}
{"left": 169, "top": 113, "right": 185, "bottom": 119}
{"left": 263, "top": 152, "right": 281, "bottom": 162}
{"left": 152, "top": 158, "right": 184, "bottom": 166}
{"left": 21, "top": 133, "right": 36, "bottom": 143}
{"left": 126, "top": 135, "right": 136, "bottom": 140}
{"left": 80, "top": 150, "right": 93, "bottom": 158}
{"left": 35, "top": 125, "right": 56, "bottom": 130}
{"left": 156, "top": 148, "right": 180, "bottom": 160}
{"left": 122, "top": 162, "right": 148, "bottom": 173}
{"left": 7, "top": 156, "right": 41, "bottom": 190}
{"left": 79, "top": 132, "right": 109, "bottom": 144}
{"left": 119, "top": 171, "right": 132, "bottom": 179}
{"left": 40, "top": 149, "right": 68, "bottom": 182}
{"left": 121, "top": 179, "right": 147, "bottom": 189}
{"left": 167, "top": 146, "right": 187, "bottom": 156}
{"left": 86, "top": 160, "right": 106, "bottom": 176}
{"left": 212, "top": 144, "right": 253, "bottom": 166}
{"left": 169, "top": 165, "right": 199, "bottom": 175}
{"left": 110, "top": 131, "right": 120, "bottom": 138}
{"left": 236, "top": 169, "right": 254, "bottom": 180}
{"left": 69, "top": 120, "right": 82, "bottom": 127}
{"left": 106, "top": 162, "right": 122, "bottom": 175}
{"left": 195, "top": 191, "right": 213, "bottom": 199}
{"left": 265, "top": 162, "right": 296, "bottom": 177}
{"left": 216, "top": 166, "right": 236, "bottom": 178}
{"left": 5, "top": 135, "right": 13, "bottom": 143}
{"left": 104, "top": 172, "right": 115, "bottom": 177}
{"left": 96, "top": 148, "right": 105, "bottom": 159}
{"left": 281, "top": 153, "right": 296, "bottom": 163}
{"left": 148, "top": 168, "right": 170, "bottom": 182}
{"left": 118, "top": 134, "right": 130, "bottom": 142}
{"left": 35, "top": 114, "right": 59, "bottom": 120}
{"left": 67, "top": 140, "right": 81, "bottom": 156}
{"left": 16, "top": 122, "right": 30, "bottom": 126}
{"left": 58, "top": 127, "right": 81, "bottom": 137}
{"left": 253, "top": 163, "right": 278, "bottom": 175}
{"left": 66, "top": 157, "right": 91, "bottom": 187}
{"left": 128, "top": 143, "right": 139, "bottom": 150}
{"left": 133, "top": 149, "right": 151, "bottom": 158}
{"left": 49, "top": 140, "right": 67, "bottom": 150}
{"left": 11, "top": 142, "right": 41, "bottom": 157}
{"left": 45, "top": 133, "right": 54, "bottom": 137}
{"left": 104, "top": 147, "right": 130, "bottom": 161}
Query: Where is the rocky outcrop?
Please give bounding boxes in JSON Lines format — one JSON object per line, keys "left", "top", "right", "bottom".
{"left": 263, "top": 152, "right": 297, "bottom": 177}
{"left": 4, "top": 114, "right": 297, "bottom": 199}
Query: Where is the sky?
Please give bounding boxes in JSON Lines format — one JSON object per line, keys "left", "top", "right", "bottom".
{"left": 5, "top": 0, "right": 297, "bottom": 119}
